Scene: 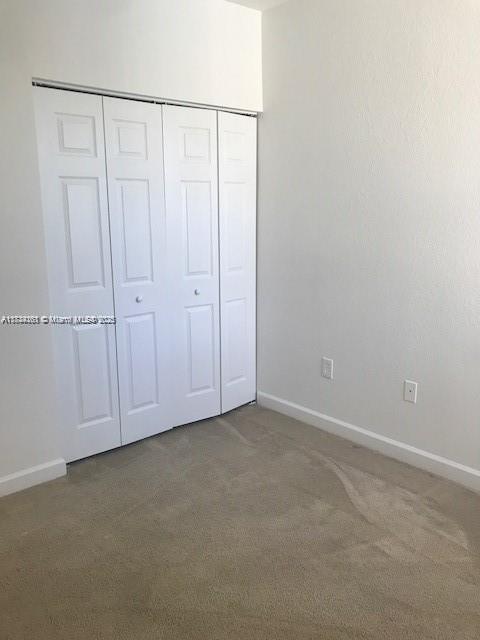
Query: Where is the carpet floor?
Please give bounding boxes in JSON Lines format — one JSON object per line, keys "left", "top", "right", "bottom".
{"left": 1, "top": 405, "right": 480, "bottom": 639}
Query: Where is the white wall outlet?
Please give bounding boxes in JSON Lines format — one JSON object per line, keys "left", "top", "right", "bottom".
{"left": 404, "top": 380, "right": 418, "bottom": 403}
{"left": 321, "top": 357, "right": 334, "bottom": 380}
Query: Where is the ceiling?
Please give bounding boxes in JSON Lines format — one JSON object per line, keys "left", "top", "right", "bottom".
{"left": 225, "top": 0, "right": 289, "bottom": 11}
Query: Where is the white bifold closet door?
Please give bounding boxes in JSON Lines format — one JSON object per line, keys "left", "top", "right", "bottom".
{"left": 218, "top": 112, "right": 257, "bottom": 412}
{"left": 35, "top": 88, "right": 257, "bottom": 463}
{"left": 102, "top": 97, "right": 170, "bottom": 445}
{"left": 162, "top": 106, "right": 221, "bottom": 426}
{"left": 34, "top": 88, "right": 121, "bottom": 462}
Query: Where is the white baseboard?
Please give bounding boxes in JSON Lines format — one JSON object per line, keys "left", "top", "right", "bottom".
{"left": 0, "top": 458, "right": 66, "bottom": 498}
{"left": 257, "top": 391, "right": 480, "bottom": 493}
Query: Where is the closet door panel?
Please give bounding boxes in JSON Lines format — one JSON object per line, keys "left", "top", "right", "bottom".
{"left": 34, "top": 87, "right": 121, "bottom": 462}
{"left": 218, "top": 112, "right": 257, "bottom": 412}
{"left": 163, "top": 105, "right": 221, "bottom": 426}
{"left": 186, "top": 305, "right": 216, "bottom": 393}
{"left": 103, "top": 97, "right": 170, "bottom": 444}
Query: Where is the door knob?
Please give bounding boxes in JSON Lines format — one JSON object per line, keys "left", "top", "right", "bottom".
{"left": 194, "top": 289, "right": 200, "bottom": 296}
{"left": 135, "top": 295, "right": 143, "bottom": 303}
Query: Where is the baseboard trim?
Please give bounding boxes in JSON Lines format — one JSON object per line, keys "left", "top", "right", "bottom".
{"left": 257, "top": 391, "right": 480, "bottom": 493}
{"left": 0, "top": 458, "right": 66, "bottom": 498}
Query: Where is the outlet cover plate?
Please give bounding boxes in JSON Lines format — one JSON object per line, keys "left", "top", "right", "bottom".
{"left": 321, "top": 357, "right": 334, "bottom": 380}
{"left": 404, "top": 380, "right": 418, "bottom": 403}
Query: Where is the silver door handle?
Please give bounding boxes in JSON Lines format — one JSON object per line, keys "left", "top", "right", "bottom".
{"left": 135, "top": 295, "right": 143, "bottom": 303}
{"left": 194, "top": 289, "right": 200, "bottom": 296}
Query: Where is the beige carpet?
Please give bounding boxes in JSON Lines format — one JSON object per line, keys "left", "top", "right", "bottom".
{"left": 1, "top": 405, "right": 480, "bottom": 639}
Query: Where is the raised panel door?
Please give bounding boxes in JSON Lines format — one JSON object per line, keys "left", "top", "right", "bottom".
{"left": 103, "top": 97, "right": 170, "bottom": 444}
{"left": 163, "top": 105, "right": 221, "bottom": 426}
{"left": 34, "top": 87, "right": 121, "bottom": 461}
{"left": 218, "top": 112, "right": 257, "bottom": 412}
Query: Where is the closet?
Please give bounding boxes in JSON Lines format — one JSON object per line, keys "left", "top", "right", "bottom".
{"left": 34, "top": 87, "right": 256, "bottom": 462}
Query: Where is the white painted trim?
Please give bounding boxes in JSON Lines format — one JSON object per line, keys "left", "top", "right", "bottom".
{"left": 257, "top": 391, "right": 480, "bottom": 493}
{"left": 0, "top": 458, "right": 66, "bottom": 498}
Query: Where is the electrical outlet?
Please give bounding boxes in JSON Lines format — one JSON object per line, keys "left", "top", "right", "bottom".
{"left": 321, "top": 357, "right": 334, "bottom": 380}
{"left": 404, "top": 380, "right": 418, "bottom": 403}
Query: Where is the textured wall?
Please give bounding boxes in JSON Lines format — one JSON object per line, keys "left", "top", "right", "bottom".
{"left": 258, "top": 0, "right": 480, "bottom": 471}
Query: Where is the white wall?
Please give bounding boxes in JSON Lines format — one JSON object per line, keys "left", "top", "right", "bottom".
{"left": 0, "top": 0, "right": 261, "bottom": 494}
{"left": 258, "top": 0, "right": 480, "bottom": 488}
{"left": 18, "top": 0, "right": 262, "bottom": 111}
